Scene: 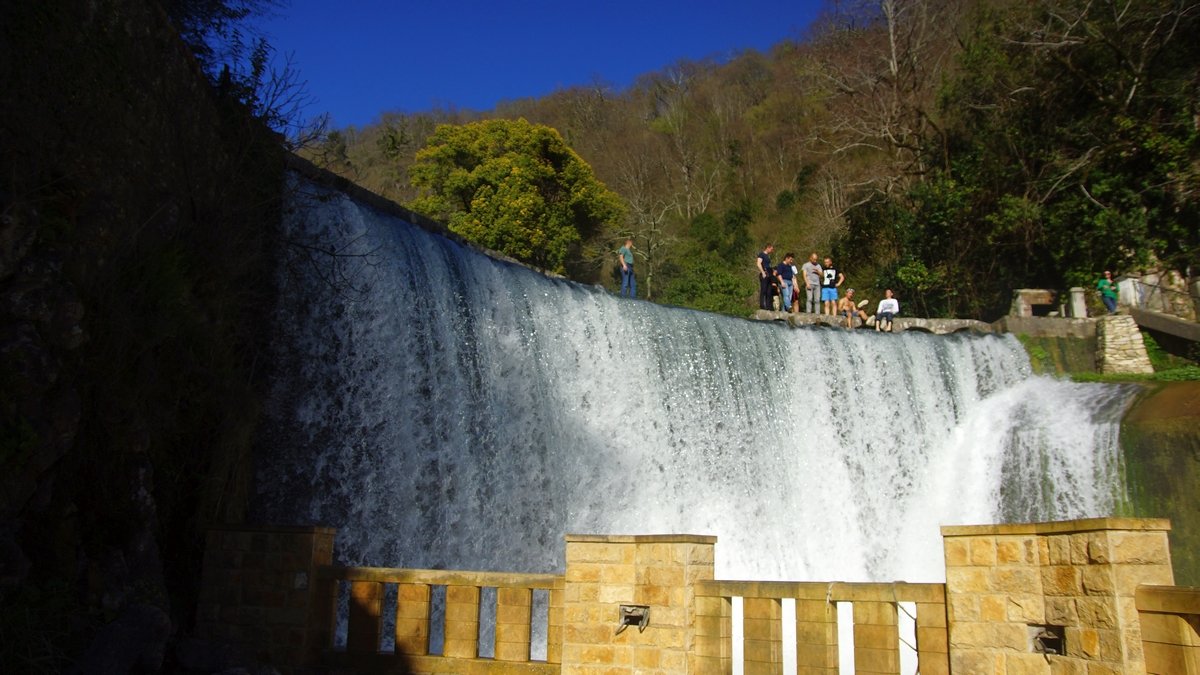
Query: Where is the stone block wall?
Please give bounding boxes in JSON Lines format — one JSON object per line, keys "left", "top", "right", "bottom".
{"left": 561, "top": 534, "right": 716, "bottom": 675}
{"left": 194, "top": 525, "right": 335, "bottom": 670}
{"left": 1097, "top": 315, "right": 1153, "bottom": 374}
{"left": 943, "top": 518, "right": 1173, "bottom": 674}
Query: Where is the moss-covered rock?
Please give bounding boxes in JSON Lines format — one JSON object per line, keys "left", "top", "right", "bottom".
{"left": 1119, "top": 381, "right": 1200, "bottom": 585}
{"left": 1017, "top": 334, "right": 1098, "bottom": 375}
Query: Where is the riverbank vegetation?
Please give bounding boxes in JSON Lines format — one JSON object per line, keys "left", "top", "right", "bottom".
{"left": 309, "top": 0, "right": 1199, "bottom": 320}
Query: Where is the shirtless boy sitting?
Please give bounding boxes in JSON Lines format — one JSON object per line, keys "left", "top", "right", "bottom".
{"left": 836, "top": 288, "right": 870, "bottom": 329}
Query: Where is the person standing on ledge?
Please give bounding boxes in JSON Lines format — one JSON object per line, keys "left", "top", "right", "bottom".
{"left": 1097, "top": 270, "right": 1118, "bottom": 314}
{"left": 775, "top": 253, "right": 796, "bottom": 313}
{"left": 820, "top": 256, "right": 844, "bottom": 316}
{"left": 756, "top": 244, "right": 775, "bottom": 310}
{"left": 800, "top": 252, "right": 822, "bottom": 313}
{"left": 618, "top": 238, "right": 636, "bottom": 298}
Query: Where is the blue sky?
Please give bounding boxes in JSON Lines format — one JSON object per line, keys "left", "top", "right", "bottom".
{"left": 252, "top": 0, "right": 827, "bottom": 129}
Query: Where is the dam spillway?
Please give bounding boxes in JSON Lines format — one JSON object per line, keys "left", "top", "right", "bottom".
{"left": 252, "top": 173, "right": 1135, "bottom": 583}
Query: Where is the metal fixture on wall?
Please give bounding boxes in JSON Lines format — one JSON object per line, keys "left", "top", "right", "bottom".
{"left": 615, "top": 604, "right": 650, "bottom": 634}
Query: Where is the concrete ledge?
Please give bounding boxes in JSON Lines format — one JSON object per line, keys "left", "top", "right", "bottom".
{"left": 1130, "top": 307, "right": 1200, "bottom": 343}
{"left": 316, "top": 566, "right": 561, "bottom": 587}
{"left": 1135, "top": 585, "right": 1200, "bottom": 613}
{"left": 565, "top": 534, "right": 718, "bottom": 544}
{"left": 992, "top": 315, "right": 1097, "bottom": 339}
{"left": 752, "top": 311, "right": 994, "bottom": 334}
{"left": 696, "top": 580, "right": 945, "bottom": 603}
{"left": 206, "top": 523, "right": 338, "bottom": 536}
{"left": 941, "top": 517, "right": 1171, "bottom": 537}
{"left": 892, "top": 317, "right": 992, "bottom": 334}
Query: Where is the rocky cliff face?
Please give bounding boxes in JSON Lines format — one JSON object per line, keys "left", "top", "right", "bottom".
{"left": 1, "top": 0, "right": 283, "bottom": 668}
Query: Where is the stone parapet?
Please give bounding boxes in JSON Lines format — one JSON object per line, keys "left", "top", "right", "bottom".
{"left": 1097, "top": 315, "right": 1154, "bottom": 374}
{"left": 943, "top": 518, "right": 1173, "bottom": 674}
{"left": 193, "top": 521, "right": 1188, "bottom": 674}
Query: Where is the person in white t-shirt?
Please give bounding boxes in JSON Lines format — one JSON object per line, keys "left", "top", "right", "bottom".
{"left": 875, "top": 288, "right": 899, "bottom": 332}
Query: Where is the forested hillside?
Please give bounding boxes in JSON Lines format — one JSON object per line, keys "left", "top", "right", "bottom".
{"left": 305, "top": 0, "right": 1199, "bottom": 319}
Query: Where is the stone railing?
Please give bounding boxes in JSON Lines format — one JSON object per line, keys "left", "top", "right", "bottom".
{"left": 1136, "top": 585, "right": 1200, "bottom": 673}
{"left": 693, "top": 580, "right": 948, "bottom": 674}
{"left": 198, "top": 518, "right": 1193, "bottom": 674}
{"left": 311, "top": 566, "right": 564, "bottom": 674}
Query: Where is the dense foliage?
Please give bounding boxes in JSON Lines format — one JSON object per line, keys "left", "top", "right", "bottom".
{"left": 3, "top": 0, "right": 283, "bottom": 666}
{"left": 306, "top": 0, "right": 1199, "bottom": 319}
{"left": 410, "top": 119, "right": 624, "bottom": 273}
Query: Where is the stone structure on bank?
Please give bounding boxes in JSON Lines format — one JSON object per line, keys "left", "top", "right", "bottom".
{"left": 1097, "top": 315, "right": 1155, "bottom": 375}
{"left": 195, "top": 518, "right": 1199, "bottom": 674}
{"left": 1011, "top": 289, "right": 1060, "bottom": 318}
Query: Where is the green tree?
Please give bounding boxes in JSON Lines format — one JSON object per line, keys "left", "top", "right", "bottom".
{"left": 961, "top": 0, "right": 1198, "bottom": 277}
{"left": 409, "top": 119, "right": 624, "bottom": 273}
{"left": 659, "top": 250, "right": 756, "bottom": 315}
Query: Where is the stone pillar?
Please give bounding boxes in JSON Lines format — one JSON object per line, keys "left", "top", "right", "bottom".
{"left": 1069, "top": 287, "right": 1088, "bottom": 318}
{"left": 495, "top": 586, "right": 534, "bottom": 661}
{"left": 943, "top": 518, "right": 1173, "bottom": 675}
{"left": 854, "top": 600, "right": 900, "bottom": 674}
{"left": 562, "top": 534, "right": 716, "bottom": 675}
{"left": 394, "top": 582, "right": 431, "bottom": 656}
{"left": 1012, "top": 290, "right": 1033, "bottom": 317}
{"left": 443, "top": 585, "right": 481, "bottom": 658}
{"left": 195, "top": 525, "right": 336, "bottom": 672}
{"left": 743, "top": 596, "right": 782, "bottom": 674}
{"left": 1097, "top": 315, "right": 1154, "bottom": 374}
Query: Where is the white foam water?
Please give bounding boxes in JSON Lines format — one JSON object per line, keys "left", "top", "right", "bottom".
{"left": 253, "top": 174, "right": 1136, "bottom": 583}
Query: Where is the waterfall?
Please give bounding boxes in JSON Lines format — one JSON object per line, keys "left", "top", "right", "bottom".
{"left": 253, "top": 174, "right": 1136, "bottom": 583}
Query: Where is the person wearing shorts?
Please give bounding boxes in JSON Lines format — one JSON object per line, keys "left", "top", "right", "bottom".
{"left": 820, "top": 257, "right": 844, "bottom": 316}
{"left": 837, "top": 288, "right": 869, "bottom": 329}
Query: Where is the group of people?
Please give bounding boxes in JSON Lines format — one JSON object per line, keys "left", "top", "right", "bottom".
{"left": 756, "top": 245, "right": 899, "bottom": 331}
{"left": 616, "top": 238, "right": 899, "bottom": 331}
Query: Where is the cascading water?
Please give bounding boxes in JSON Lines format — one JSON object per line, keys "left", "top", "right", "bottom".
{"left": 253, "top": 174, "right": 1137, "bottom": 583}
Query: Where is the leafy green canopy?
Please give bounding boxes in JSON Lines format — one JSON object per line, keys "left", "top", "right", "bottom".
{"left": 657, "top": 204, "right": 757, "bottom": 314}
{"left": 409, "top": 119, "right": 624, "bottom": 273}
{"left": 848, "top": 0, "right": 1200, "bottom": 318}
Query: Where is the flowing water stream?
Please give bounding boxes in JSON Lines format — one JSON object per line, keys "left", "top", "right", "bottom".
{"left": 253, "top": 174, "right": 1135, "bottom": 584}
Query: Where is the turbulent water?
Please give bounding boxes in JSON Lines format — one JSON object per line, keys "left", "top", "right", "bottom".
{"left": 253, "top": 174, "right": 1135, "bottom": 583}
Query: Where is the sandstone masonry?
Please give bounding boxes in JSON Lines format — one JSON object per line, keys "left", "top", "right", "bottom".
{"left": 1097, "top": 315, "right": 1154, "bottom": 374}
{"left": 942, "top": 518, "right": 1174, "bottom": 674}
